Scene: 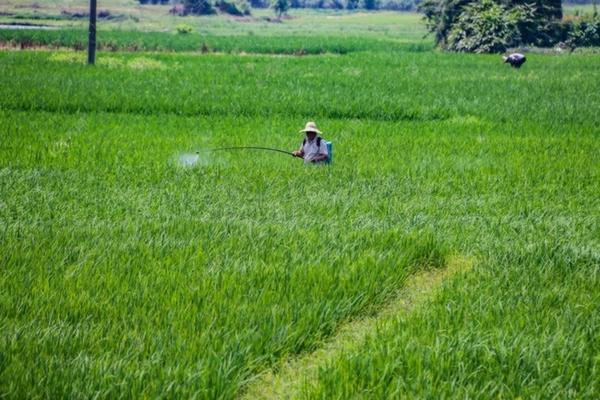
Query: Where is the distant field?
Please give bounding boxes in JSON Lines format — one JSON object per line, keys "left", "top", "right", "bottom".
{"left": 0, "top": 6, "right": 430, "bottom": 52}
{"left": 0, "top": 0, "right": 594, "bottom": 37}
{"left": 0, "top": 1, "right": 427, "bottom": 40}
{"left": 1, "top": 0, "right": 595, "bottom": 31}
{"left": 1, "top": 6, "right": 599, "bottom": 400}
{"left": 563, "top": 3, "right": 598, "bottom": 16}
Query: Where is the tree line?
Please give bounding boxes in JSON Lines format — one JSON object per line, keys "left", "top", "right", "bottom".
{"left": 142, "top": 0, "right": 422, "bottom": 14}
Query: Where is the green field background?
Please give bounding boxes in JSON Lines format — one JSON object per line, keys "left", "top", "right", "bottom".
{"left": 1, "top": 8, "right": 599, "bottom": 400}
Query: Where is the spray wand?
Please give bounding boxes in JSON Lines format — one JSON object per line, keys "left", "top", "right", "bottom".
{"left": 196, "top": 146, "right": 296, "bottom": 157}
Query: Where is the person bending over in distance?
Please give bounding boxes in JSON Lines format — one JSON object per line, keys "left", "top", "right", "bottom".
{"left": 292, "top": 121, "right": 328, "bottom": 164}
{"left": 503, "top": 53, "right": 526, "bottom": 68}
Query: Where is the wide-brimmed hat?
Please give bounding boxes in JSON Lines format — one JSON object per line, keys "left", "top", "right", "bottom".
{"left": 299, "top": 121, "right": 322, "bottom": 134}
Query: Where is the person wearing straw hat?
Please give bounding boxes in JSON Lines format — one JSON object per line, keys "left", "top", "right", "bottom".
{"left": 292, "top": 121, "right": 329, "bottom": 164}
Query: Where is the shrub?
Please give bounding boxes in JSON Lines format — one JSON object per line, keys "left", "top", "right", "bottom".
{"left": 250, "top": 0, "right": 270, "bottom": 7}
{"left": 175, "top": 23, "right": 194, "bottom": 34}
{"left": 421, "top": 0, "right": 565, "bottom": 51}
{"left": 216, "top": 0, "right": 252, "bottom": 15}
{"left": 362, "top": 0, "right": 378, "bottom": 10}
{"left": 237, "top": 0, "right": 252, "bottom": 14}
{"left": 272, "top": 0, "right": 289, "bottom": 17}
{"left": 566, "top": 15, "right": 600, "bottom": 48}
{"left": 346, "top": 0, "right": 359, "bottom": 9}
{"left": 183, "top": 0, "right": 215, "bottom": 15}
{"left": 446, "top": 0, "right": 533, "bottom": 53}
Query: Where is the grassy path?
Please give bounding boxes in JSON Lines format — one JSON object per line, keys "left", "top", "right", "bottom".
{"left": 240, "top": 255, "right": 475, "bottom": 399}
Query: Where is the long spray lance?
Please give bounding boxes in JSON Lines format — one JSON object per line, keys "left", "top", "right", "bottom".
{"left": 196, "top": 146, "right": 296, "bottom": 157}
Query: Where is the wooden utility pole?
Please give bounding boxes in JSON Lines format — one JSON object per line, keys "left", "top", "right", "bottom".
{"left": 87, "top": 0, "right": 97, "bottom": 64}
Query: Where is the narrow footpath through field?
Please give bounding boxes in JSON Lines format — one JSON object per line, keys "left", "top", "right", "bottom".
{"left": 240, "top": 255, "right": 474, "bottom": 399}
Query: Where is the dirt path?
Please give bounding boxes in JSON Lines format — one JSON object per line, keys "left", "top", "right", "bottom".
{"left": 240, "top": 255, "right": 474, "bottom": 400}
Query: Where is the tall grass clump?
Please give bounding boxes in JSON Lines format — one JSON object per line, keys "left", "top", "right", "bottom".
{"left": 401, "top": 232, "right": 448, "bottom": 270}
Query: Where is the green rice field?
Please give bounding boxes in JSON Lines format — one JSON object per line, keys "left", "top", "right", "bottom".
{"left": 1, "top": 8, "right": 599, "bottom": 400}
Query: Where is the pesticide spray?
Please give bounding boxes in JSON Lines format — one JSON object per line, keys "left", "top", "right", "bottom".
{"left": 199, "top": 144, "right": 332, "bottom": 162}
{"left": 198, "top": 146, "right": 295, "bottom": 156}
{"left": 178, "top": 146, "right": 295, "bottom": 168}
{"left": 178, "top": 153, "right": 201, "bottom": 167}
{"left": 177, "top": 143, "right": 332, "bottom": 167}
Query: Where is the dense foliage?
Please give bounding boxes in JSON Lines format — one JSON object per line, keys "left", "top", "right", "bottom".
{"left": 567, "top": 14, "right": 600, "bottom": 47}
{"left": 182, "top": 0, "right": 421, "bottom": 10}
{"left": 420, "top": 0, "right": 565, "bottom": 51}
{"left": 215, "top": 0, "right": 252, "bottom": 15}
{"left": 183, "top": 0, "right": 216, "bottom": 14}
{"left": 446, "top": 0, "right": 533, "bottom": 53}
{"left": 272, "top": 0, "right": 290, "bottom": 17}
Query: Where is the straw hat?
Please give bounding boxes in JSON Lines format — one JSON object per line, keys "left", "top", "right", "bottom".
{"left": 299, "top": 121, "right": 322, "bottom": 134}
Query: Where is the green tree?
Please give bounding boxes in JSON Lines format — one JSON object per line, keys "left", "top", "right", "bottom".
{"left": 447, "top": 0, "right": 532, "bottom": 52}
{"left": 183, "top": 0, "right": 215, "bottom": 15}
{"left": 362, "top": 0, "right": 378, "bottom": 9}
{"left": 505, "top": 0, "right": 562, "bottom": 46}
{"left": 533, "top": 0, "right": 562, "bottom": 19}
{"left": 272, "top": 0, "right": 289, "bottom": 17}
{"left": 566, "top": 13, "right": 600, "bottom": 48}
{"left": 419, "top": 0, "right": 473, "bottom": 45}
{"left": 420, "top": 0, "right": 563, "bottom": 50}
{"left": 216, "top": 0, "right": 252, "bottom": 15}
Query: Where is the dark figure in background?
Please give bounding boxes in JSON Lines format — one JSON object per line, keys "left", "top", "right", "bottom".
{"left": 503, "top": 53, "right": 527, "bottom": 68}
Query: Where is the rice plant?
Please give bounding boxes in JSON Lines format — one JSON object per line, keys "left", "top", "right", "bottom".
{"left": 0, "top": 21, "right": 598, "bottom": 399}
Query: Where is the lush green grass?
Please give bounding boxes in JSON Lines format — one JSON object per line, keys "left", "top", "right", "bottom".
{"left": 0, "top": 28, "right": 431, "bottom": 53}
{"left": 302, "top": 244, "right": 600, "bottom": 398}
{"left": 1, "top": 19, "right": 599, "bottom": 400}
{"left": 1, "top": 50, "right": 599, "bottom": 124}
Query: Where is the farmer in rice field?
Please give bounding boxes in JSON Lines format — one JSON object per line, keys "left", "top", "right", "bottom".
{"left": 292, "top": 121, "right": 329, "bottom": 164}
